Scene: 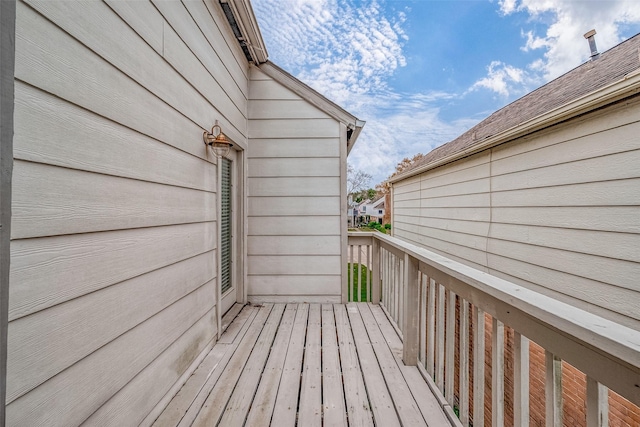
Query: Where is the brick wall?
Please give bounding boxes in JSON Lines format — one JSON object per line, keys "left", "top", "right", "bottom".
{"left": 447, "top": 296, "right": 639, "bottom": 426}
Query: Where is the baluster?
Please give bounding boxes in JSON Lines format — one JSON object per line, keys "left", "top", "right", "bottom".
{"left": 545, "top": 351, "right": 562, "bottom": 427}
{"left": 436, "top": 283, "right": 445, "bottom": 391}
{"left": 367, "top": 244, "right": 372, "bottom": 301}
{"left": 419, "top": 273, "right": 427, "bottom": 366}
{"left": 586, "top": 377, "right": 608, "bottom": 427}
{"left": 371, "top": 238, "right": 380, "bottom": 303}
{"left": 403, "top": 253, "right": 419, "bottom": 365}
{"left": 473, "top": 306, "right": 485, "bottom": 427}
{"left": 514, "top": 332, "right": 530, "bottom": 427}
{"left": 445, "top": 290, "right": 456, "bottom": 405}
{"left": 348, "top": 244, "right": 353, "bottom": 301}
{"left": 460, "top": 298, "right": 470, "bottom": 425}
{"left": 492, "top": 317, "right": 504, "bottom": 427}
{"left": 357, "top": 244, "right": 362, "bottom": 302}
{"left": 427, "top": 278, "right": 436, "bottom": 377}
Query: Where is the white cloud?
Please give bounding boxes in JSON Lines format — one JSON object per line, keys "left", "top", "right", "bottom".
{"left": 470, "top": 61, "right": 529, "bottom": 97}
{"left": 346, "top": 92, "right": 476, "bottom": 183}
{"left": 253, "top": 0, "right": 407, "bottom": 107}
{"left": 500, "top": 0, "right": 640, "bottom": 81}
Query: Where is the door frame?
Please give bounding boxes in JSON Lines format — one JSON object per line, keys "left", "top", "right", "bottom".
{"left": 216, "top": 146, "right": 246, "bottom": 337}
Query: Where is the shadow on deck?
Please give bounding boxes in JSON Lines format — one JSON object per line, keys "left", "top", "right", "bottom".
{"left": 153, "top": 302, "right": 451, "bottom": 426}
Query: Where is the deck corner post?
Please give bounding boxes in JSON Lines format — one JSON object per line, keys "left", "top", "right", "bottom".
{"left": 371, "top": 236, "right": 380, "bottom": 304}
{"left": 402, "top": 252, "right": 419, "bottom": 365}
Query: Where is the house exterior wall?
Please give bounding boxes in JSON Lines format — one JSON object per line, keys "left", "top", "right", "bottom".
{"left": 393, "top": 94, "right": 640, "bottom": 331}
{"left": 247, "top": 66, "right": 344, "bottom": 303}
{"left": 7, "top": 0, "right": 251, "bottom": 424}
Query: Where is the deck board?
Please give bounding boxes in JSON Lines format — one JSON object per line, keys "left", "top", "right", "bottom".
{"left": 156, "top": 303, "right": 451, "bottom": 426}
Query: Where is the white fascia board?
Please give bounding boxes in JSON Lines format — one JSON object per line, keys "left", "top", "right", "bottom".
{"left": 222, "top": 0, "right": 268, "bottom": 63}
{"left": 258, "top": 61, "right": 365, "bottom": 153}
{"left": 389, "top": 69, "right": 640, "bottom": 184}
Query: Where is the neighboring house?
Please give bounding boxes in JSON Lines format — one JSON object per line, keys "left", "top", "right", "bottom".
{"left": 389, "top": 33, "right": 640, "bottom": 425}
{"left": 0, "top": 0, "right": 363, "bottom": 425}
{"left": 368, "top": 196, "right": 385, "bottom": 224}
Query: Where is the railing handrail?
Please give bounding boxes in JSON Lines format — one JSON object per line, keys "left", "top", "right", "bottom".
{"left": 348, "top": 231, "right": 640, "bottom": 406}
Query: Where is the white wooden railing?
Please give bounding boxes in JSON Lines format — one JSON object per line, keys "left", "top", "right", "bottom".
{"left": 348, "top": 231, "right": 640, "bottom": 427}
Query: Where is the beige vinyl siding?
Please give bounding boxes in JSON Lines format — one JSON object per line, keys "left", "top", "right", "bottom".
{"left": 8, "top": 0, "right": 247, "bottom": 425}
{"left": 392, "top": 95, "right": 640, "bottom": 330}
{"left": 248, "top": 67, "right": 342, "bottom": 302}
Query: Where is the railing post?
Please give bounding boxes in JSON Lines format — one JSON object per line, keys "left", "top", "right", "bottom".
{"left": 586, "top": 377, "right": 608, "bottom": 427}
{"left": 514, "top": 332, "right": 530, "bottom": 427}
{"left": 371, "top": 236, "right": 380, "bottom": 304}
{"left": 403, "top": 252, "right": 419, "bottom": 365}
{"left": 545, "top": 351, "right": 563, "bottom": 427}
{"left": 492, "top": 318, "right": 505, "bottom": 427}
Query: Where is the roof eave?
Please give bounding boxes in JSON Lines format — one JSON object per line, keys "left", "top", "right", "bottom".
{"left": 221, "top": 0, "right": 268, "bottom": 63}
{"left": 258, "top": 61, "right": 365, "bottom": 153}
{"left": 389, "top": 68, "right": 640, "bottom": 184}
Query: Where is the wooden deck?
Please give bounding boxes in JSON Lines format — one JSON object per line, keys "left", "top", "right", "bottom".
{"left": 153, "top": 303, "right": 451, "bottom": 427}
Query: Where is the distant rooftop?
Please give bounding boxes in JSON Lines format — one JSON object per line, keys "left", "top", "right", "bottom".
{"left": 395, "top": 32, "right": 640, "bottom": 180}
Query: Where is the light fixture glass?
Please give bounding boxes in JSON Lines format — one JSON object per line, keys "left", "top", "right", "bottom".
{"left": 203, "top": 121, "right": 233, "bottom": 158}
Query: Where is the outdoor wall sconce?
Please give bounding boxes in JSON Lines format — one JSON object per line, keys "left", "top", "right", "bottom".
{"left": 203, "top": 120, "right": 233, "bottom": 158}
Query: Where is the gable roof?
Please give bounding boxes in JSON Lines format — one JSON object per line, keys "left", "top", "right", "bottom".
{"left": 390, "top": 33, "right": 640, "bottom": 183}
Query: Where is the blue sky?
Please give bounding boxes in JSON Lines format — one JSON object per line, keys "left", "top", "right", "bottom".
{"left": 252, "top": 0, "right": 640, "bottom": 186}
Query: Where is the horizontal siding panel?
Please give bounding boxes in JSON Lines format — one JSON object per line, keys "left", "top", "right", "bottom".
{"left": 489, "top": 223, "right": 640, "bottom": 262}
{"left": 249, "top": 119, "right": 340, "bottom": 139}
{"left": 83, "top": 308, "right": 216, "bottom": 427}
{"left": 248, "top": 255, "right": 342, "bottom": 275}
{"left": 14, "top": 83, "right": 216, "bottom": 192}
{"left": 15, "top": 3, "right": 208, "bottom": 159}
{"left": 21, "top": 0, "right": 246, "bottom": 141}
{"left": 392, "top": 221, "right": 487, "bottom": 252}
{"left": 395, "top": 215, "right": 491, "bottom": 237}
{"left": 249, "top": 197, "right": 340, "bottom": 216}
{"left": 162, "top": 21, "right": 246, "bottom": 136}
{"left": 104, "top": 0, "right": 163, "bottom": 54}
{"left": 393, "top": 176, "right": 421, "bottom": 194}
{"left": 248, "top": 216, "right": 340, "bottom": 236}
{"left": 250, "top": 79, "right": 302, "bottom": 100}
{"left": 9, "top": 222, "right": 215, "bottom": 321}
{"left": 249, "top": 100, "right": 331, "bottom": 120}
{"left": 419, "top": 207, "right": 491, "bottom": 222}
{"left": 487, "top": 239, "right": 637, "bottom": 291}
{"left": 487, "top": 254, "right": 640, "bottom": 324}
{"left": 249, "top": 177, "right": 340, "bottom": 197}
{"left": 394, "top": 190, "right": 421, "bottom": 202}
{"left": 491, "top": 178, "right": 640, "bottom": 207}
{"left": 420, "top": 161, "right": 491, "bottom": 189}
{"left": 182, "top": 0, "right": 250, "bottom": 91}
{"left": 420, "top": 192, "right": 490, "bottom": 208}
{"left": 249, "top": 138, "right": 340, "bottom": 158}
{"left": 420, "top": 177, "right": 490, "bottom": 199}
{"left": 418, "top": 151, "right": 490, "bottom": 182}
{"left": 491, "top": 95, "right": 640, "bottom": 162}
{"left": 248, "top": 236, "right": 341, "bottom": 255}
{"left": 394, "top": 208, "right": 421, "bottom": 218}
{"left": 6, "top": 253, "right": 214, "bottom": 403}
{"left": 394, "top": 229, "right": 488, "bottom": 269}
{"left": 247, "top": 275, "right": 341, "bottom": 296}
{"left": 151, "top": 0, "right": 247, "bottom": 104}
{"left": 249, "top": 66, "right": 271, "bottom": 81}
{"left": 491, "top": 206, "right": 640, "bottom": 233}
{"left": 248, "top": 158, "right": 339, "bottom": 177}
{"left": 6, "top": 283, "right": 214, "bottom": 427}
{"left": 395, "top": 198, "right": 421, "bottom": 208}
{"left": 12, "top": 161, "right": 215, "bottom": 238}
{"left": 492, "top": 149, "right": 640, "bottom": 191}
